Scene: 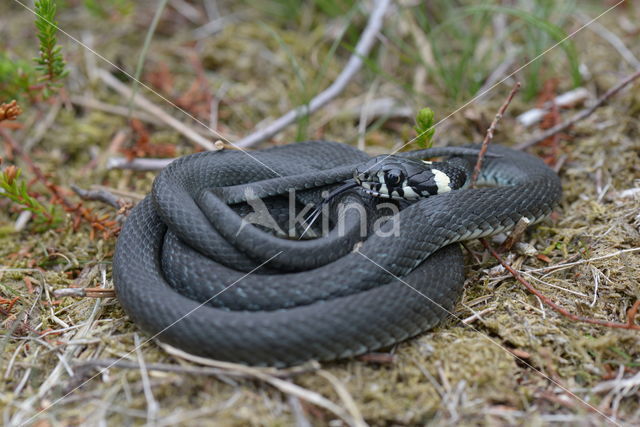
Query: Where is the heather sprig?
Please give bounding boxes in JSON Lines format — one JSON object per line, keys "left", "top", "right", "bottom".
{"left": 0, "top": 163, "right": 61, "bottom": 231}
{"left": 34, "top": 0, "right": 68, "bottom": 98}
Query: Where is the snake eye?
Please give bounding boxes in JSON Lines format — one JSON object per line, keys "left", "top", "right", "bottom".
{"left": 384, "top": 169, "right": 403, "bottom": 185}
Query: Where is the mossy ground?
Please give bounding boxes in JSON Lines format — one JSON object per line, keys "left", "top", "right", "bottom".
{"left": 1, "top": 1, "right": 639, "bottom": 425}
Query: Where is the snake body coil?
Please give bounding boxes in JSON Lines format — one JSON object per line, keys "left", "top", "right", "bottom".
{"left": 113, "top": 141, "right": 561, "bottom": 366}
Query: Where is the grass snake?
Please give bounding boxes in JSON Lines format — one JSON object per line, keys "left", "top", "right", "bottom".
{"left": 113, "top": 141, "right": 561, "bottom": 366}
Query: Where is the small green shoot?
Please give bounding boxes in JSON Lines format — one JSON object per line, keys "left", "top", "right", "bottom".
{"left": 34, "top": 0, "right": 68, "bottom": 98}
{"left": 0, "top": 164, "right": 61, "bottom": 231}
{"left": 414, "top": 107, "right": 436, "bottom": 148}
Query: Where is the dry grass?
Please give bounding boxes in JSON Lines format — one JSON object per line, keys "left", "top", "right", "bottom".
{"left": 1, "top": 0, "right": 640, "bottom": 425}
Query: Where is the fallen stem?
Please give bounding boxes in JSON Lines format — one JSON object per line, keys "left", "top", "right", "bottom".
{"left": 234, "top": 0, "right": 390, "bottom": 148}
{"left": 516, "top": 68, "right": 640, "bottom": 150}
{"left": 53, "top": 287, "right": 116, "bottom": 299}
{"left": 97, "top": 69, "right": 217, "bottom": 151}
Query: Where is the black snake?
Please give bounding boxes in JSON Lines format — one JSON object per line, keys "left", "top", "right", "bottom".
{"left": 113, "top": 141, "right": 561, "bottom": 366}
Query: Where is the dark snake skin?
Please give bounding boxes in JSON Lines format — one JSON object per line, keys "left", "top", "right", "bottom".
{"left": 113, "top": 141, "right": 561, "bottom": 366}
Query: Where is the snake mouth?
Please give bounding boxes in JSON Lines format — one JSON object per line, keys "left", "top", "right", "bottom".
{"left": 361, "top": 186, "right": 392, "bottom": 199}
{"left": 359, "top": 181, "right": 421, "bottom": 200}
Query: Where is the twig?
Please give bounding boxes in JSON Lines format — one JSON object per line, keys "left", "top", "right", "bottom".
{"left": 462, "top": 306, "right": 496, "bottom": 325}
{"left": 523, "top": 247, "right": 640, "bottom": 274}
{"left": 516, "top": 87, "right": 590, "bottom": 127}
{"left": 96, "top": 68, "right": 218, "bottom": 151}
{"left": 91, "top": 185, "right": 145, "bottom": 201}
{"left": 579, "top": 12, "right": 640, "bottom": 69}
{"left": 288, "top": 395, "right": 312, "bottom": 427}
{"left": 24, "top": 98, "right": 62, "bottom": 151}
{"left": 107, "top": 139, "right": 224, "bottom": 170}
{"left": 71, "top": 185, "right": 122, "bottom": 209}
{"left": 106, "top": 156, "right": 175, "bottom": 171}
{"left": 160, "top": 344, "right": 360, "bottom": 426}
{"left": 53, "top": 287, "right": 116, "bottom": 298}
{"left": 316, "top": 370, "right": 366, "bottom": 427}
{"left": 134, "top": 334, "right": 159, "bottom": 424}
{"left": 470, "top": 82, "right": 521, "bottom": 186}
{"left": 69, "top": 95, "right": 161, "bottom": 125}
{"left": 477, "top": 52, "right": 516, "bottom": 96}
{"left": 75, "top": 358, "right": 318, "bottom": 380}
{"left": 516, "top": 69, "right": 640, "bottom": 150}
{"left": 482, "top": 241, "right": 640, "bottom": 330}
{"left": 234, "top": 0, "right": 391, "bottom": 148}
{"left": 193, "top": 12, "right": 242, "bottom": 40}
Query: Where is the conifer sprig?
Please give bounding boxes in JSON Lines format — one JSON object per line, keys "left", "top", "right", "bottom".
{"left": 34, "top": 0, "right": 68, "bottom": 98}
{"left": 0, "top": 163, "right": 61, "bottom": 231}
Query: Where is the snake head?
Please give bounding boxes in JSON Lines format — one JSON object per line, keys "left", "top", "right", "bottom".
{"left": 354, "top": 155, "right": 467, "bottom": 200}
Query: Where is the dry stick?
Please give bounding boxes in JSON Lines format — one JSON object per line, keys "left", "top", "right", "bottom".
{"left": 74, "top": 358, "right": 317, "bottom": 380}
{"left": 97, "top": 69, "right": 217, "bottom": 151}
{"left": 53, "top": 287, "right": 116, "bottom": 299}
{"left": 234, "top": 0, "right": 391, "bottom": 148}
{"left": 71, "top": 185, "right": 122, "bottom": 209}
{"left": 70, "top": 95, "right": 161, "bottom": 125}
{"left": 107, "top": 156, "right": 174, "bottom": 171}
{"left": 579, "top": 12, "right": 640, "bottom": 69}
{"left": 161, "top": 344, "right": 362, "bottom": 426}
{"left": 515, "top": 68, "right": 640, "bottom": 150}
{"left": 470, "top": 82, "right": 521, "bottom": 186}
{"left": 106, "top": 0, "right": 390, "bottom": 167}
{"left": 107, "top": 141, "right": 225, "bottom": 170}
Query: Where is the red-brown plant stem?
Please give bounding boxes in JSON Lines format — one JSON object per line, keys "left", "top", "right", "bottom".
{"left": 471, "top": 81, "right": 639, "bottom": 330}
{"left": 0, "top": 128, "right": 119, "bottom": 237}
{"left": 482, "top": 240, "right": 640, "bottom": 330}
{"left": 470, "top": 82, "right": 521, "bottom": 187}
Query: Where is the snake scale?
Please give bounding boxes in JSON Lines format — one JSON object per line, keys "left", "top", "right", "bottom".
{"left": 113, "top": 141, "right": 561, "bottom": 366}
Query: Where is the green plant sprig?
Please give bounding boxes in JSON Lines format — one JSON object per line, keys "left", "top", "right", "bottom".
{"left": 34, "top": 0, "right": 68, "bottom": 98}
{"left": 414, "top": 107, "right": 436, "bottom": 148}
{"left": 0, "top": 165, "right": 61, "bottom": 231}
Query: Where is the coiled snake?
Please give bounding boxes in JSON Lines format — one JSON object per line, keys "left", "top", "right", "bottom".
{"left": 113, "top": 141, "right": 561, "bottom": 366}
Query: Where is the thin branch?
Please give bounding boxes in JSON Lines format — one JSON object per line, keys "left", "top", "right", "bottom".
{"left": 161, "top": 344, "right": 360, "bottom": 425}
{"left": 74, "top": 358, "right": 317, "bottom": 380}
{"left": 234, "top": 0, "right": 391, "bottom": 148}
{"left": 470, "top": 82, "right": 521, "bottom": 187}
{"left": 107, "top": 140, "right": 225, "bottom": 170}
{"left": 516, "top": 87, "right": 590, "bottom": 127}
{"left": 71, "top": 185, "right": 122, "bottom": 209}
{"left": 70, "top": 95, "right": 161, "bottom": 125}
{"left": 106, "top": 156, "right": 175, "bottom": 171}
{"left": 53, "top": 287, "right": 116, "bottom": 299}
{"left": 524, "top": 247, "right": 640, "bottom": 274}
{"left": 579, "top": 12, "right": 640, "bottom": 69}
{"left": 516, "top": 69, "right": 640, "bottom": 150}
{"left": 96, "top": 68, "right": 217, "bottom": 151}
